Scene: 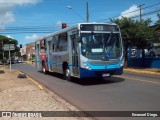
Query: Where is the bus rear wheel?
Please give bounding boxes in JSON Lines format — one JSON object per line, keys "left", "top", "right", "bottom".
{"left": 42, "top": 63, "right": 47, "bottom": 74}
{"left": 63, "top": 67, "right": 72, "bottom": 81}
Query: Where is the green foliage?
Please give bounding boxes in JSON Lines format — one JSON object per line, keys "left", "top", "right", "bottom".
{"left": 156, "top": 13, "right": 160, "bottom": 26}
{"left": 154, "top": 13, "right": 160, "bottom": 38}
{"left": 110, "top": 17, "right": 154, "bottom": 66}
{"left": 110, "top": 17, "right": 153, "bottom": 49}
{"left": 0, "top": 35, "right": 19, "bottom": 59}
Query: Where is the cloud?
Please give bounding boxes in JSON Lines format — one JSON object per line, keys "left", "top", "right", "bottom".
{"left": 56, "top": 21, "right": 62, "bottom": 26}
{"left": 119, "top": 5, "right": 140, "bottom": 18}
{"left": 25, "top": 34, "right": 39, "bottom": 40}
{"left": 6, "top": 35, "right": 14, "bottom": 39}
{"left": 0, "top": 0, "right": 42, "bottom": 25}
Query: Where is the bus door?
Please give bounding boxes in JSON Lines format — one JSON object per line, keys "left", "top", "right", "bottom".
{"left": 35, "top": 43, "right": 40, "bottom": 69}
{"left": 70, "top": 34, "right": 79, "bottom": 76}
{"left": 47, "top": 40, "right": 52, "bottom": 71}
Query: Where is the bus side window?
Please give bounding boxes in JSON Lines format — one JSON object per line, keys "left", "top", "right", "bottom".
{"left": 52, "top": 36, "right": 59, "bottom": 52}
{"left": 53, "top": 44, "right": 58, "bottom": 52}
{"left": 52, "top": 44, "right": 55, "bottom": 51}
{"left": 58, "top": 33, "right": 67, "bottom": 51}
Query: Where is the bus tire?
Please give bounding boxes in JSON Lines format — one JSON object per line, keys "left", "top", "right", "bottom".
{"left": 42, "top": 62, "right": 47, "bottom": 74}
{"left": 63, "top": 67, "right": 72, "bottom": 81}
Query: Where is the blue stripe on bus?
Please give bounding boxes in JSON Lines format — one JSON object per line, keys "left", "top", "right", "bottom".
{"left": 47, "top": 62, "right": 62, "bottom": 65}
{"left": 86, "top": 61, "right": 121, "bottom": 70}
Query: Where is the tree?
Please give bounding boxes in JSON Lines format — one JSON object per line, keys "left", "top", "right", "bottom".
{"left": 155, "top": 13, "right": 160, "bottom": 27}
{"left": 110, "top": 17, "right": 154, "bottom": 66}
{"left": 154, "top": 13, "right": 160, "bottom": 43}
{"left": 0, "top": 35, "right": 20, "bottom": 61}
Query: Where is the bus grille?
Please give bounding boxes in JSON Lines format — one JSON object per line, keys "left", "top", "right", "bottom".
{"left": 88, "top": 60, "right": 118, "bottom": 65}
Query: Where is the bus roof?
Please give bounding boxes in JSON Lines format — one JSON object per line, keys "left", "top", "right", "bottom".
{"left": 36, "top": 22, "right": 118, "bottom": 41}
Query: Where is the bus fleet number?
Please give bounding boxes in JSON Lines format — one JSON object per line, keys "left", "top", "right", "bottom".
{"left": 94, "top": 26, "right": 104, "bottom": 31}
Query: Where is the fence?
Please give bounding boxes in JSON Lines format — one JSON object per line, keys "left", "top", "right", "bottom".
{"left": 127, "top": 48, "right": 160, "bottom": 68}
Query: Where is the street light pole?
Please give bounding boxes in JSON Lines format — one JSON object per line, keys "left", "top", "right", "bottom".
{"left": 86, "top": 0, "right": 89, "bottom": 22}
{"left": 67, "top": 0, "right": 90, "bottom": 23}
{"left": 67, "top": 6, "right": 86, "bottom": 22}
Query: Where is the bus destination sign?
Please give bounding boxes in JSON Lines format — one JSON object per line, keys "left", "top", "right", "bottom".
{"left": 80, "top": 24, "right": 119, "bottom": 32}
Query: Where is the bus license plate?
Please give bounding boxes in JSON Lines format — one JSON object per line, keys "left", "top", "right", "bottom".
{"left": 102, "top": 73, "right": 110, "bottom": 77}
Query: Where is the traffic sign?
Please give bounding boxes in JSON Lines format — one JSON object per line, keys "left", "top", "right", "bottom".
{"left": 3, "top": 44, "right": 15, "bottom": 51}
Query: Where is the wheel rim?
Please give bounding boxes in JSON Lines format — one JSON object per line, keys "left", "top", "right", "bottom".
{"left": 43, "top": 66, "right": 46, "bottom": 73}
{"left": 66, "top": 69, "right": 70, "bottom": 78}
{"left": 64, "top": 68, "right": 72, "bottom": 81}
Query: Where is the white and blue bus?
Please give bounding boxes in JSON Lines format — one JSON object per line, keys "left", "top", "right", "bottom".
{"left": 35, "top": 23, "right": 124, "bottom": 81}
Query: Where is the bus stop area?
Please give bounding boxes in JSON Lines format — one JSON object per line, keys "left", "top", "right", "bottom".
{"left": 0, "top": 66, "right": 93, "bottom": 120}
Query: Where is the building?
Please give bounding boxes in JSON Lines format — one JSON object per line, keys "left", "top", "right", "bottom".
{"left": 26, "top": 42, "right": 35, "bottom": 61}
{"left": 20, "top": 42, "right": 35, "bottom": 61}
{"left": 20, "top": 44, "right": 27, "bottom": 61}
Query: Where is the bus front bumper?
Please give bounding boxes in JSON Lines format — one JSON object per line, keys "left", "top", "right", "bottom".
{"left": 79, "top": 67, "right": 123, "bottom": 78}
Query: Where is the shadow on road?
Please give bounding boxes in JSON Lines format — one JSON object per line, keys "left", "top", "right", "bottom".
{"left": 70, "top": 76, "right": 125, "bottom": 86}
{"left": 39, "top": 71, "right": 125, "bottom": 86}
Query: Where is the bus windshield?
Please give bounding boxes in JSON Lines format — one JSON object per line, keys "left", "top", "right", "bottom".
{"left": 81, "top": 33, "right": 122, "bottom": 60}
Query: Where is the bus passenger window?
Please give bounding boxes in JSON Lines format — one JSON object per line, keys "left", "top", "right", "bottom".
{"left": 58, "top": 39, "right": 67, "bottom": 51}
{"left": 58, "top": 33, "right": 67, "bottom": 51}
{"left": 52, "top": 44, "right": 55, "bottom": 51}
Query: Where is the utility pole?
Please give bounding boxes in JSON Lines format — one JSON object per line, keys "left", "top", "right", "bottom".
{"left": 1, "top": 20, "right": 5, "bottom": 65}
{"left": 86, "top": 0, "right": 89, "bottom": 22}
{"left": 9, "top": 43, "right": 11, "bottom": 71}
{"left": 2, "top": 39, "right": 5, "bottom": 65}
{"left": 137, "top": 3, "right": 145, "bottom": 21}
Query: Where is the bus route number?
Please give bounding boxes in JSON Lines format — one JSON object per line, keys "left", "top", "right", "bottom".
{"left": 94, "top": 26, "right": 104, "bottom": 31}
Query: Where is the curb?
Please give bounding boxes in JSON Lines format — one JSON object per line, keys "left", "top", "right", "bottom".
{"left": 14, "top": 70, "right": 44, "bottom": 90}
{"left": 0, "top": 65, "right": 8, "bottom": 69}
{"left": 124, "top": 68, "right": 160, "bottom": 76}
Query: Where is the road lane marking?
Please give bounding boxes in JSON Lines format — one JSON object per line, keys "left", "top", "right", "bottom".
{"left": 14, "top": 70, "right": 44, "bottom": 90}
{"left": 27, "top": 76, "right": 44, "bottom": 90}
{"left": 118, "top": 76, "right": 160, "bottom": 85}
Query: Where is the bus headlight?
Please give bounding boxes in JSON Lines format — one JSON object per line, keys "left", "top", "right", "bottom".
{"left": 86, "top": 66, "right": 91, "bottom": 70}
{"left": 120, "top": 58, "right": 125, "bottom": 67}
{"left": 82, "top": 62, "right": 91, "bottom": 70}
{"left": 83, "top": 62, "right": 87, "bottom": 67}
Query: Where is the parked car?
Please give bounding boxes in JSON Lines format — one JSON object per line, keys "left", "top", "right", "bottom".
{"left": 7, "top": 58, "right": 16, "bottom": 64}
{"left": 148, "top": 46, "right": 160, "bottom": 57}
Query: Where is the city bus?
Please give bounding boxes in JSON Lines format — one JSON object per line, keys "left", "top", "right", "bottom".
{"left": 35, "top": 23, "right": 124, "bottom": 81}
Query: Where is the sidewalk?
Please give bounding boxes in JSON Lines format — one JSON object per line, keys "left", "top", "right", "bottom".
{"left": 0, "top": 66, "right": 93, "bottom": 120}
{"left": 124, "top": 67, "right": 160, "bottom": 76}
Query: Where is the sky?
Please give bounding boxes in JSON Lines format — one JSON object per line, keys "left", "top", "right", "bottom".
{"left": 0, "top": 0, "right": 160, "bottom": 46}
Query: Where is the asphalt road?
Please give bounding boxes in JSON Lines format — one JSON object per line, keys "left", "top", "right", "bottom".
{"left": 12, "top": 63, "right": 160, "bottom": 120}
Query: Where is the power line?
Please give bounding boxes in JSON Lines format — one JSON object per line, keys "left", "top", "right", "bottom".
{"left": 1, "top": 3, "right": 160, "bottom": 35}
{"left": 131, "top": 9, "right": 160, "bottom": 19}
{"left": 96, "top": 2, "right": 160, "bottom": 22}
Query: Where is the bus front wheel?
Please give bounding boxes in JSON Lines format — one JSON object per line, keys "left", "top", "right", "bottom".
{"left": 63, "top": 67, "right": 72, "bottom": 81}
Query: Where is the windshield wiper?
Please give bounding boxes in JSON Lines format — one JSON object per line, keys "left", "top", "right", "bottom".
{"left": 107, "top": 31, "right": 113, "bottom": 44}
{"left": 102, "top": 32, "right": 113, "bottom": 61}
